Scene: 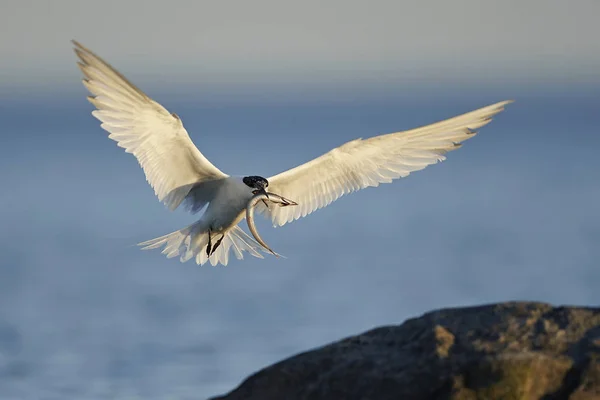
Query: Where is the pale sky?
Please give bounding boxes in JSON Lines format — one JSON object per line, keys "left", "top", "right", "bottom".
{"left": 1, "top": 0, "right": 599, "bottom": 89}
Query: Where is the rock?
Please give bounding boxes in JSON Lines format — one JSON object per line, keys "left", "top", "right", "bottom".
{"left": 210, "top": 302, "right": 600, "bottom": 400}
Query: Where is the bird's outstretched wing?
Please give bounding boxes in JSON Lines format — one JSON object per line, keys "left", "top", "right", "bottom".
{"left": 259, "top": 100, "right": 512, "bottom": 227}
{"left": 73, "top": 40, "right": 228, "bottom": 211}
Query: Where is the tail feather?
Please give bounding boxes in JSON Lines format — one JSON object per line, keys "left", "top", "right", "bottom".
{"left": 138, "top": 222, "right": 271, "bottom": 266}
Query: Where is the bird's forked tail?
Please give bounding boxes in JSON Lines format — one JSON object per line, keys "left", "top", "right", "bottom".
{"left": 138, "top": 221, "right": 272, "bottom": 266}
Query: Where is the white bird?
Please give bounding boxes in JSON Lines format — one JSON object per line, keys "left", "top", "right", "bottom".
{"left": 73, "top": 40, "right": 513, "bottom": 266}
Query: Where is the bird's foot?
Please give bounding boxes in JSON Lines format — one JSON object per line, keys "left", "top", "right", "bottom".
{"left": 209, "top": 234, "right": 225, "bottom": 257}
{"left": 206, "top": 230, "right": 212, "bottom": 257}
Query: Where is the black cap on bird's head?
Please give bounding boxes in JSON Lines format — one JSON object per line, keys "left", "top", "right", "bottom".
{"left": 243, "top": 176, "right": 269, "bottom": 198}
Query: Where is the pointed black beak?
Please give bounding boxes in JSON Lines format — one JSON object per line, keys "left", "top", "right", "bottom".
{"left": 253, "top": 187, "right": 269, "bottom": 199}
{"left": 259, "top": 187, "right": 269, "bottom": 200}
{"left": 254, "top": 187, "right": 270, "bottom": 208}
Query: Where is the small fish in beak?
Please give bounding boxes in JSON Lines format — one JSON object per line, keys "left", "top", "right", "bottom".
{"left": 246, "top": 192, "right": 298, "bottom": 256}
{"left": 253, "top": 187, "right": 270, "bottom": 208}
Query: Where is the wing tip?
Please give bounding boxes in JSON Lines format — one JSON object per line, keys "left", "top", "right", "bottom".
{"left": 497, "top": 99, "right": 515, "bottom": 109}
{"left": 72, "top": 40, "right": 94, "bottom": 57}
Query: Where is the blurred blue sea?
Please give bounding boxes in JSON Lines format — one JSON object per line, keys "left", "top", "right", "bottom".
{"left": 0, "top": 83, "right": 599, "bottom": 399}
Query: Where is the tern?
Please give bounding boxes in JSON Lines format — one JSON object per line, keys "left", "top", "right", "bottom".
{"left": 73, "top": 40, "right": 512, "bottom": 266}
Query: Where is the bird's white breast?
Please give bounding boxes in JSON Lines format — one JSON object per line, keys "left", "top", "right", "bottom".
{"left": 203, "top": 177, "right": 253, "bottom": 231}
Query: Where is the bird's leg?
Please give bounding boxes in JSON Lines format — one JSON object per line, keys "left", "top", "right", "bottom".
{"left": 209, "top": 234, "right": 225, "bottom": 257}
{"left": 206, "top": 230, "right": 212, "bottom": 257}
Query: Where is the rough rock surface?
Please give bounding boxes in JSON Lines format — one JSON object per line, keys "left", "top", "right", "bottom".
{"left": 210, "top": 302, "right": 600, "bottom": 400}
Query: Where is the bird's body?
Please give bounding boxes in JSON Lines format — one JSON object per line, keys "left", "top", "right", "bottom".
{"left": 139, "top": 176, "right": 276, "bottom": 266}
{"left": 73, "top": 40, "right": 513, "bottom": 266}
{"left": 200, "top": 177, "right": 255, "bottom": 232}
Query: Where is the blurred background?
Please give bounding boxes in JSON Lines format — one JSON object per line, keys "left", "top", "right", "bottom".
{"left": 1, "top": 0, "right": 599, "bottom": 398}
